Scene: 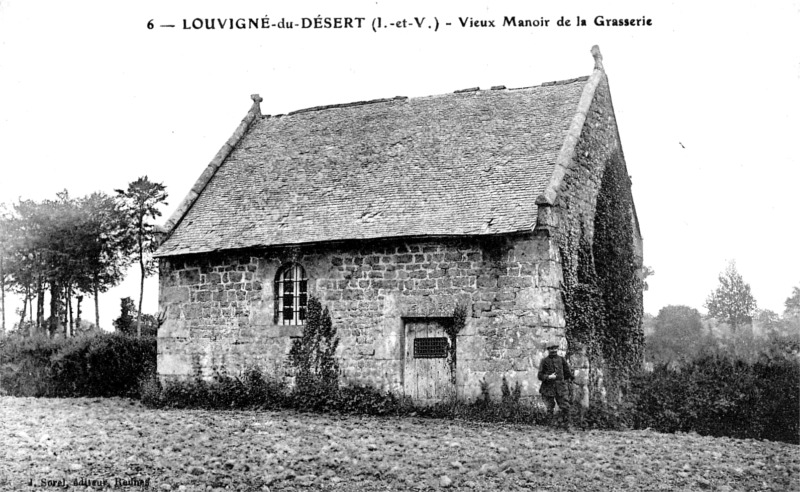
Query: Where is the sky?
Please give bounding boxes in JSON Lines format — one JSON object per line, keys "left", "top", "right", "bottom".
{"left": 1, "top": 0, "right": 798, "bottom": 331}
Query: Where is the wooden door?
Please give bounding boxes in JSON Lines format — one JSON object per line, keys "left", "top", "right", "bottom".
{"left": 404, "top": 319, "right": 454, "bottom": 403}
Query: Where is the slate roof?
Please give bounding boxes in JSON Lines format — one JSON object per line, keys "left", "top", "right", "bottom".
{"left": 157, "top": 77, "right": 590, "bottom": 257}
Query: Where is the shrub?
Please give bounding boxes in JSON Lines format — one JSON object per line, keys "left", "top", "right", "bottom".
{"left": 500, "top": 376, "right": 522, "bottom": 405}
{"left": 0, "top": 334, "right": 60, "bottom": 396}
{"left": 0, "top": 332, "right": 156, "bottom": 398}
{"left": 629, "top": 354, "right": 799, "bottom": 444}
{"left": 151, "top": 371, "right": 409, "bottom": 417}
{"left": 241, "top": 366, "right": 288, "bottom": 410}
{"left": 336, "top": 385, "right": 409, "bottom": 416}
{"left": 416, "top": 379, "right": 549, "bottom": 426}
{"left": 289, "top": 383, "right": 340, "bottom": 412}
{"left": 288, "top": 297, "right": 339, "bottom": 403}
{"left": 582, "top": 399, "right": 631, "bottom": 431}
{"left": 157, "top": 378, "right": 209, "bottom": 409}
{"left": 476, "top": 378, "right": 491, "bottom": 407}
{"left": 146, "top": 367, "right": 289, "bottom": 410}
{"left": 753, "top": 358, "right": 800, "bottom": 443}
{"left": 138, "top": 372, "right": 163, "bottom": 407}
{"left": 51, "top": 334, "right": 156, "bottom": 397}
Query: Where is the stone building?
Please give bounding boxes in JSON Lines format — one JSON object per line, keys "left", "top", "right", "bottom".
{"left": 154, "top": 46, "right": 643, "bottom": 403}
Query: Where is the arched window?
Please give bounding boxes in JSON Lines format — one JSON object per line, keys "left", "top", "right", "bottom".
{"left": 274, "top": 263, "right": 308, "bottom": 325}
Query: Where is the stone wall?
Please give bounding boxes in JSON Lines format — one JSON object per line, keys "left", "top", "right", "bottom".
{"left": 532, "top": 72, "right": 640, "bottom": 405}
{"left": 156, "top": 72, "right": 639, "bottom": 404}
{"left": 157, "top": 234, "right": 565, "bottom": 400}
{"left": 555, "top": 75, "right": 623, "bottom": 245}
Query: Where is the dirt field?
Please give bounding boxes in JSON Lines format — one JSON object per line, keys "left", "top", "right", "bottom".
{"left": 1, "top": 397, "right": 798, "bottom": 491}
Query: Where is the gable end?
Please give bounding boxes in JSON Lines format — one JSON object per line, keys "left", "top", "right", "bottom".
{"left": 160, "top": 94, "right": 264, "bottom": 237}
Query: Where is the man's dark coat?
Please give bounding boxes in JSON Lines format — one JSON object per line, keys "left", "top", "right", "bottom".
{"left": 537, "top": 353, "right": 574, "bottom": 397}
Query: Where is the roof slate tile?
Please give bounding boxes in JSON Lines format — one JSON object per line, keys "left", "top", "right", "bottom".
{"left": 157, "top": 78, "right": 588, "bottom": 256}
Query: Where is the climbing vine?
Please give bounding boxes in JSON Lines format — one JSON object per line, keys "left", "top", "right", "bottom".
{"left": 443, "top": 303, "right": 468, "bottom": 385}
{"left": 592, "top": 149, "right": 644, "bottom": 382}
{"left": 560, "top": 227, "right": 604, "bottom": 363}
{"left": 559, "top": 148, "right": 644, "bottom": 400}
{"left": 560, "top": 226, "right": 606, "bottom": 400}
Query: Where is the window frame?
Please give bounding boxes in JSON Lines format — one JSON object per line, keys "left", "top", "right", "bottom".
{"left": 274, "top": 263, "right": 308, "bottom": 326}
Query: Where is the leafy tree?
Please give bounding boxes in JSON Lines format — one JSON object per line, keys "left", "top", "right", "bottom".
{"left": 701, "top": 317, "right": 800, "bottom": 363}
{"left": 774, "top": 284, "right": 800, "bottom": 342}
{"left": 113, "top": 297, "right": 137, "bottom": 336}
{"left": 753, "top": 309, "right": 782, "bottom": 337}
{"left": 705, "top": 261, "right": 757, "bottom": 331}
{"left": 113, "top": 296, "right": 159, "bottom": 337}
{"left": 68, "top": 318, "right": 102, "bottom": 337}
{"left": 784, "top": 284, "right": 800, "bottom": 321}
{"left": 6, "top": 198, "right": 50, "bottom": 333}
{"left": 3, "top": 191, "right": 134, "bottom": 337}
{"left": 11, "top": 191, "right": 107, "bottom": 337}
{"left": 3, "top": 196, "right": 74, "bottom": 336}
{"left": 0, "top": 206, "right": 12, "bottom": 333}
{"left": 42, "top": 191, "right": 100, "bottom": 337}
{"left": 115, "top": 177, "right": 168, "bottom": 337}
{"left": 75, "top": 193, "right": 134, "bottom": 329}
{"left": 646, "top": 305, "right": 706, "bottom": 364}
{"left": 24, "top": 192, "right": 80, "bottom": 336}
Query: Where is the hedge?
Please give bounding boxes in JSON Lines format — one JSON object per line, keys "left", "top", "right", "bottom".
{"left": 0, "top": 333, "right": 156, "bottom": 398}
{"left": 630, "top": 354, "right": 799, "bottom": 444}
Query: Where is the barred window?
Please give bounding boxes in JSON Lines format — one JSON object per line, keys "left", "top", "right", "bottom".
{"left": 274, "top": 263, "right": 308, "bottom": 325}
{"left": 413, "top": 337, "right": 449, "bottom": 359}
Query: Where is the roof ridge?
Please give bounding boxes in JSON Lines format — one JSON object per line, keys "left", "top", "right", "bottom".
{"left": 510, "top": 75, "right": 590, "bottom": 91}
{"left": 287, "top": 96, "right": 409, "bottom": 116}
{"left": 269, "top": 76, "right": 590, "bottom": 118}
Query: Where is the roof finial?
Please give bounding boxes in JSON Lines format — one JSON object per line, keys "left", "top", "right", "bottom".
{"left": 250, "top": 93, "right": 263, "bottom": 117}
{"left": 591, "top": 45, "right": 603, "bottom": 71}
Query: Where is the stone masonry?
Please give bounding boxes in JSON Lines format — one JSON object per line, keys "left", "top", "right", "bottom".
{"left": 158, "top": 234, "right": 565, "bottom": 400}
{"left": 155, "top": 47, "right": 642, "bottom": 405}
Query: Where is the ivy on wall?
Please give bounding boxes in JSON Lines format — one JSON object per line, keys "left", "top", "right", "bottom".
{"left": 560, "top": 148, "right": 644, "bottom": 399}
{"left": 561, "top": 228, "right": 605, "bottom": 363}
{"left": 443, "top": 304, "right": 468, "bottom": 385}
{"left": 592, "top": 149, "right": 644, "bottom": 380}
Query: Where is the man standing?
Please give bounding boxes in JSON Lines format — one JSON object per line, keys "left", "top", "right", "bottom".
{"left": 538, "top": 342, "right": 574, "bottom": 430}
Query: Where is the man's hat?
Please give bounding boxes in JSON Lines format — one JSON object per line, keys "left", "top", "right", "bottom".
{"left": 546, "top": 343, "right": 560, "bottom": 350}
